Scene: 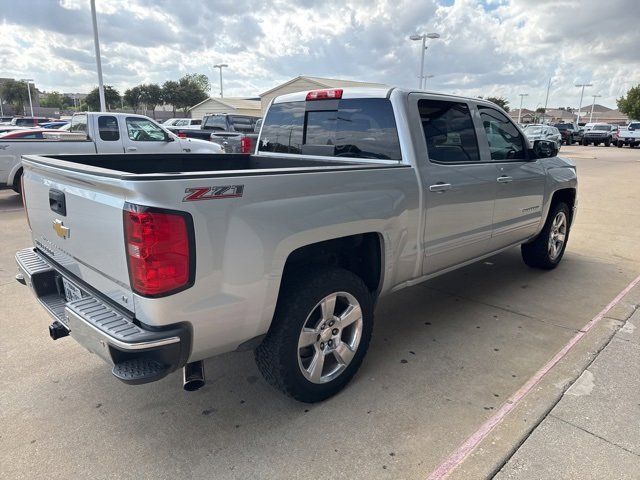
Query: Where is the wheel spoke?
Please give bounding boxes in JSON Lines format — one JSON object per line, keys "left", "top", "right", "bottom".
{"left": 307, "top": 349, "right": 325, "bottom": 382}
{"left": 333, "top": 342, "right": 355, "bottom": 366}
{"left": 556, "top": 233, "right": 565, "bottom": 243}
{"left": 298, "top": 328, "right": 318, "bottom": 349}
{"left": 320, "top": 295, "right": 337, "bottom": 321}
{"left": 339, "top": 304, "right": 362, "bottom": 328}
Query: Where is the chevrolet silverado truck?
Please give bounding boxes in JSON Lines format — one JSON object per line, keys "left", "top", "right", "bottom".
{"left": 15, "top": 88, "right": 577, "bottom": 402}
{"left": 0, "top": 112, "right": 223, "bottom": 193}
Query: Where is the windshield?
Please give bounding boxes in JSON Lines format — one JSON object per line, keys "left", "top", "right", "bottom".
{"left": 524, "top": 127, "right": 544, "bottom": 135}
{"left": 593, "top": 124, "right": 610, "bottom": 131}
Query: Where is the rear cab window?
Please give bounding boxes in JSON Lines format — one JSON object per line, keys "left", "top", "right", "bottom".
{"left": 259, "top": 98, "right": 402, "bottom": 161}
{"left": 418, "top": 99, "right": 480, "bottom": 163}
{"left": 98, "top": 116, "right": 120, "bottom": 141}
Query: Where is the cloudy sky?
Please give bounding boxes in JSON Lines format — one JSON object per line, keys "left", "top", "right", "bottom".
{"left": 1, "top": 0, "right": 638, "bottom": 110}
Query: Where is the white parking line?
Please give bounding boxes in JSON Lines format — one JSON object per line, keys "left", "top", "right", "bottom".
{"left": 427, "top": 273, "right": 640, "bottom": 480}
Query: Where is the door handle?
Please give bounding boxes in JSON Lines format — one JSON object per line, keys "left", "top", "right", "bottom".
{"left": 126, "top": 146, "right": 137, "bottom": 152}
{"left": 497, "top": 175, "right": 513, "bottom": 183}
{"left": 429, "top": 183, "right": 452, "bottom": 193}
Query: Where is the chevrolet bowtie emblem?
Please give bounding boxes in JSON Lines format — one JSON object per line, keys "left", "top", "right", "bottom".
{"left": 53, "top": 219, "right": 70, "bottom": 239}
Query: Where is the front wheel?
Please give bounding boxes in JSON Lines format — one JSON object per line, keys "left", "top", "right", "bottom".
{"left": 255, "top": 267, "right": 374, "bottom": 402}
{"left": 605, "top": 139, "right": 611, "bottom": 147}
{"left": 521, "top": 202, "right": 571, "bottom": 270}
{"left": 617, "top": 141, "right": 623, "bottom": 148}
{"left": 582, "top": 139, "right": 588, "bottom": 146}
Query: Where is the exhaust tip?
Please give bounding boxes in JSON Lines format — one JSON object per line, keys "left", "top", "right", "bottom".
{"left": 183, "top": 360, "right": 205, "bottom": 391}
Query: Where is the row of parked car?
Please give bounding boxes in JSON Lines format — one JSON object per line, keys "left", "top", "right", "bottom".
{"left": 520, "top": 121, "right": 640, "bottom": 149}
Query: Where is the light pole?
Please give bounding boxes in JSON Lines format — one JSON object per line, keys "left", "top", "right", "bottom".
{"left": 213, "top": 64, "right": 228, "bottom": 98}
{"left": 517, "top": 93, "right": 529, "bottom": 124}
{"left": 90, "top": 0, "right": 106, "bottom": 112}
{"left": 589, "top": 94, "right": 602, "bottom": 123}
{"left": 409, "top": 33, "right": 440, "bottom": 89}
{"left": 575, "top": 83, "right": 592, "bottom": 126}
{"left": 421, "top": 74, "right": 434, "bottom": 87}
{"left": 21, "top": 78, "right": 34, "bottom": 116}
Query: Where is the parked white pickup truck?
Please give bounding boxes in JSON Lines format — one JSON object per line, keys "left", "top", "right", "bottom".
{"left": 16, "top": 88, "right": 577, "bottom": 402}
{"left": 616, "top": 121, "right": 640, "bottom": 148}
{"left": 0, "top": 112, "right": 223, "bottom": 192}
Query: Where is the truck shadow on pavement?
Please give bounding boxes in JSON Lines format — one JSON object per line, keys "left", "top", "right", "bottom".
{"left": 51, "top": 247, "right": 627, "bottom": 476}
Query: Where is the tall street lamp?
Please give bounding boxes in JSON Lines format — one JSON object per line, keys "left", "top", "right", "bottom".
{"left": 409, "top": 32, "right": 440, "bottom": 89}
{"left": 575, "top": 83, "right": 592, "bottom": 126}
{"left": 21, "top": 78, "right": 34, "bottom": 116}
{"left": 90, "top": 0, "right": 106, "bottom": 112}
{"left": 422, "top": 74, "right": 435, "bottom": 87}
{"left": 213, "top": 64, "right": 228, "bottom": 98}
{"left": 517, "top": 93, "right": 529, "bottom": 124}
{"left": 589, "top": 94, "right": 602, "bottom": 123}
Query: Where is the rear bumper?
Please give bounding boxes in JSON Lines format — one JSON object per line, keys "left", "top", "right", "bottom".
{"left": 15, "top": 248, "right": 191, "bottom": 385}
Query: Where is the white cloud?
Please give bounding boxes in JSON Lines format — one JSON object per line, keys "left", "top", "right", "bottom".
{"left": 1, "top": 0, "right": 637, "bottom": 109}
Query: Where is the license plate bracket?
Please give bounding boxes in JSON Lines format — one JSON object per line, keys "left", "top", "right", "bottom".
{"left": 62, "top": 277, "right": 83, "bottom": 303}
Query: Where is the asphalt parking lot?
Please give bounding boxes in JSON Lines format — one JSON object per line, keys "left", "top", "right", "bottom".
{"left": 1, "top": 145, "right": 639, "bottom": 480}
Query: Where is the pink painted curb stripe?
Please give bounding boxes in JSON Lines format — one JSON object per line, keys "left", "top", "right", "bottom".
{"left": 427, "top": 273, "right": 640, "bottom": 480}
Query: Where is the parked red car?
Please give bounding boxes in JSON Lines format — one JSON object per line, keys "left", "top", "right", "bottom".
{"left": 0, "top": 129, "right": 51, "bottom": 139}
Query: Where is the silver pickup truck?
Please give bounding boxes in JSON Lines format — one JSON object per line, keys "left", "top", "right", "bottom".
{"left": 15, "top": 87, "right": 577, "bottom": 402}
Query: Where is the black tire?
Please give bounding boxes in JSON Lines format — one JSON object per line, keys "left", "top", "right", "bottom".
{"left": 617, "top": 141, "right": 623, "bottom": 148}
{"left": 255, "top": 267, "right": 374, "bottom": 403}
{"left": 582, "top": 139, "right": 588, "bottom": 146}
{"left": 11, "top": 169, "right": 22, "bottom": 194}
{"left": 521, "top": 202, "right": 571, "bottom": 270}
{"left": 604, "top": 139, "right": 611, "bottom": 147}
{"left": 568, "top": 135, "right": 573, "bottom": 145}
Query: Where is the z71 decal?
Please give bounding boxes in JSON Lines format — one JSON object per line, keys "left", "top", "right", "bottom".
{"left": 183, "top": 185, "right": 244, "bottom": 202}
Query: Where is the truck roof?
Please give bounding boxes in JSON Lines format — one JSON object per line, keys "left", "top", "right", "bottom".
{"left": 272, "top": 87, "right": 511, "bottom": 112}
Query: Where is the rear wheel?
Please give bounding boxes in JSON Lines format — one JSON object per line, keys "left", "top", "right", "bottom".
{"left": 255, "top": 267, "right": 374, "bottom": 402}
{"left": 11, "top": 169, "right": 23, "bottom": 194}
{"left": 521, "top": 202, "right": 571, "bottom": 270}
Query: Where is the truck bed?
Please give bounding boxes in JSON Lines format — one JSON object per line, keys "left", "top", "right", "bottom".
{"left": 23, "top": 153, "right": 395, "bottom": 179}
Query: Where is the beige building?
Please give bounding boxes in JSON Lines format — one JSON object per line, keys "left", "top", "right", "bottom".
{"left": 259, "top": 76, "right": 387, "bottom": 115}
{"left": 189, "top": 97, "right": 261, "bottom": 120}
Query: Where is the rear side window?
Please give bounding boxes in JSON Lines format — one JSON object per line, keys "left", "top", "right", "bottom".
{"left": 192, "top": 119, "right": 202, "bottom": 126}
{"left": 419, "top": 99, "right": 480, "bottom": 163}
{"left": 479, "top": 107, "right": 526, "bottom": 160}
{"left": 98, "top": 116, "right": 119, "bottom": 141}
{"left": 259, "top": 98, "right": 402, "bottom": 160}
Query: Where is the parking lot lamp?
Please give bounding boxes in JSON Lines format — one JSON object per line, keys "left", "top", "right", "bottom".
{"left": 575, "top": 83, "right": 592, "bottom": 126}
{"left": 213, "top": 64, "right": 228, "bottom": 98}
{"left": 589, "top": 94, "right": 602, "bottom": 123}
{"left": 409, "top": 33, "right": 440, "bottom": 89}
{"left": 90, "top": 0, "right": 106, "bottom": 112}
{"left": 517, "top": 93, "right": 528, "bottom": 124}
{"left": 20, "top": 79, "right": 34, "bottom": 116}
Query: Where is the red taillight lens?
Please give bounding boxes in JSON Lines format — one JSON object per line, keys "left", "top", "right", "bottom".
{"left": 123, "top": 205, "right": 194, "bottom": 297}
{"left": 178, "top": 132, "right": 186, "bottom": 138}
{"left": 306, "top": 89, "right": 343, "bottom": 101}
{"left": 240, "top": 136, "right": 253, "bottom": 154}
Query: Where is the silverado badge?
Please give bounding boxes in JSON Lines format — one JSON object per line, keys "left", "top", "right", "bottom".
{"left": 53, "top": 219, "right": 70, "bottom": 239}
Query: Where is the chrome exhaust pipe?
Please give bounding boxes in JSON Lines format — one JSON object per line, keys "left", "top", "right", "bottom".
{"left": 183, "top": 361, "right": 205, "bottom": 391}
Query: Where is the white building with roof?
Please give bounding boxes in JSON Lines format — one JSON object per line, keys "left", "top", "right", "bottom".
{"left": 188, "top": 97, "right": 261, "bottom": 120}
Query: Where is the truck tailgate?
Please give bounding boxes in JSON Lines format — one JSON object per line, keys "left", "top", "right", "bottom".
{"left": 22, "top": 158, "right": 134, "bottom": 311}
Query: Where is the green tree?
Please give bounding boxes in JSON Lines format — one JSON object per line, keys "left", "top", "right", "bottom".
{"left": 139, "top": 83, "right": 162, "bottom": 118}
{"left": 85, "top": 86, "right": 121, "bottom": 111}
{"left": 486, "top": 96, "right": 510, "bottom": 112}
{"left": 124, "top": 86, "right": 142, "bottom": 113}
{"left": 617, "top": 84, "right": 640, "bottom": 121}
{"left": 0, "top": 79, "right": 30, "bottom": 114}
{"left": 174, "top": 74, "right": 210, "bottom": 114}
{"left": 535, "top": 107, "right": 546, "bottom": 113}
{"left": 41, "top": 91, "right": 65, "bottom": 109}
{"left": 161, "top": 80, "right": 180, "bottom": 116}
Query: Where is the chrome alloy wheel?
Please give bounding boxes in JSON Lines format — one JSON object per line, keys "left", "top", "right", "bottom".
{"left": 297, "top": 292, "right": 363, "bottom": 384}
{"left": 548, "top": 211, "right": 567, "bottom": 261}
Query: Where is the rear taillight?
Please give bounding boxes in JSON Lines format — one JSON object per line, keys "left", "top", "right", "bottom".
{"left": 178, "top": 132, "right": 186, "bottom": 138}
{"left": 123, "top": 204, "right": 194, "bottom": 297}
{"left": 21, "top": 174, "right": 31, "bottom": 230}
{"left": 240, "top": 136, "right": 253, "bottom": 154}
{"left": 306, "top": 89, "right": 343, "bottom": 101}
